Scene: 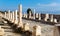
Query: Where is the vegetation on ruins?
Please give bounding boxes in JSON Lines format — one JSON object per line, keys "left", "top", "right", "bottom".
{"left": 27, "top": 8, "right": 33, "bottom": 18}
{"left": 27, "top": 8, "right": 32, "bottom": 14}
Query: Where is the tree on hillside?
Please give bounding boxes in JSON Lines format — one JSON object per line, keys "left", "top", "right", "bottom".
{"left": 27, "top": 8, "right": 33, "bottom": 18}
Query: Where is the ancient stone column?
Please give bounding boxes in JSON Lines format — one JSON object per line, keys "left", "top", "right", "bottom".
{"left": 45, "top": 14, "right": 49, "bottom": 21}
{"left": 0, "top": 12, "right": 1, "bottom": 17}
{"left": 54, "top": 19, "right": 57, "bottom": 23}
{"left": 24, "top": 14, "right": 26, "bottom": 18}
{"left": 9, "top": 12, "right": 12, "bottom": 21}
{"left": 7, "top": 13, "right": 9, "bottom": 20}
{"left": 0, "top": 12, "right": 2, "bottom": 17}
{"left": 18, "top": 4, "right": 23, "bottom": 28}
{"left": 35, "top": 13, "right": 38, "bottom": 19}
{"left": 25, "top": 14, "right": 27, "bottom": 18}
{"left": 6, "top": 13, "right": 8, "bottom": 20}
{"left": 14, "top": 10, "right": 18, "bottom": 24}
{"left": 5, "top": 12, "right": 6, "bottom": 19}
{"left": 32, "top": 25, "right": 41, "bottom": 36}
{"left": 38, "top": 14, "right": 41, "bottom": 20}
{"left": 8, "top": 10, "right": 10, "bottom": 21}
{"left": 50, "top": 14, "right": 53, "bottom": 22}
{"left": 10, "top": 13, "right": 12, "bottom": 21}
{"left": 9, "top": 12, "right": 11, "bottom": 21}
{"left": 29, "top": 11, "right": 31, "bottom": 19}
{"left": 6, "top": 13, "right": 8, "bottom": 19}
{"left": 12, "top": 11, "right": 14, "bottom": 23}
{"left": 33, "top": 9, "right": 35, "bottom": 19}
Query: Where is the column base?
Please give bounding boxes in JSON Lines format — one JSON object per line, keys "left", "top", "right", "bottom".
{"left": 11, "top": 21, "right": 14, "bottom": 23}
{"left": 18, "top": 23, "right": 23, "bottom": 28}
{"left": 50, "top": 20, "right": 53, "bottom": 22}
{"left": 45, "top": 19, "right": 47, "bottom": 21}
{"left": 14, "top": 20, "right": 18, "bottom": 24}
{"left": 38, "top": 18, "right": 41, "bottom": 20}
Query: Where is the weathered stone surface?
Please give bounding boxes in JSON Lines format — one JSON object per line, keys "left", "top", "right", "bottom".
{"left": 18, "top": 23, "right": 23, "bottom": 28}
{"left": 22, "top": 19, "right": 54, "bottom": 36}
{"left": 8, "top": 10, "right": 10, "bottom": 21}
{"left": 23, "top": 23, "right": 30, "bottom": 31}
{"left": 35, "top": 13, "right": 38, "bottom": 18}
{"left": 50, "top": 15, "right": 53, "bottom": 22}
{"left": 23, "top": 12, "right": 26, "bottom": 18}
{"left": 5, "top": 12, "right": 6, "bottom": 19}
{"left": 18, "top": 4, "right": 22, "bottom": 27}
{"left": 29, "top": 11, "right": 31, "bottom": 19}
{"left": 38, "top": 14, "right": 41, "bottom": 20}
{"left": 0, "top": 16, "right": 24, "bottom": 36}
{"left": 32, "top": 25, "right": 41, "bottom": 36}
{"left": 3, "top": 21, "right": 7, "bottom": 23}
{"left": 12, "top": 11, "right": 14, "bottom": 23}
{"left": 25, "top": 14, "right": 27, "bottom": 18}
{"left": 14, "top": 10, "right": 18, "bottom": 24}
{"left": 10, "top": 13, "right": 12, "bottom": 21}
{"left": 0, "top": 26, "right": 5, "bottom": 36}
{"left": 54, "top": 19, "right": 57, "bottom": 23}
{"left": 33, "top": 9, "right": 35, "bottom": 19}
{"left": 45, "top": 14, "right": 49, "bottom": 21}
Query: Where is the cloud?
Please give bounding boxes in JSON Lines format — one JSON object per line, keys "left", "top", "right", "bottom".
{"left": 37, "top": 2, "right": 60, "bottom": 7}
{"left": 23, "top": 3, "right": 60, "bottom": 11}
{"left": 49, "top": 3, "right": 57, "bottom": 6}
{"left": 36, "top": 2, "right": 60, "bottom": 11}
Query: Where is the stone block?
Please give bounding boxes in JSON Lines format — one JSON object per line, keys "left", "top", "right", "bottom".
{"left": 23, "top": 23, "right": 30, "bottom": 31}
{"left": 3, "top": 21, "right": 7, "bottom": 23}
{"left": 18, "top": 23, "right": 23, "bottom": 28}
{"left": 14, "top": 20, "right": 18, "bottom": 24}
{"left": 32, "top": 25, "right": 41, "bottom": 36}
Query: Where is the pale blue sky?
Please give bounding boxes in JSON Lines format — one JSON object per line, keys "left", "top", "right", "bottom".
{"left": 0, "top": 0, "right": 60, "bottom": 14}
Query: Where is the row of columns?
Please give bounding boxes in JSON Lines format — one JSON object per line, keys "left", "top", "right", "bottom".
{"left": 4, "top": 10, "right": 58, "bottom": 36}
{"left": 4, "top": 4, "right": 23, "bottom": 29}
{"left": 4, "top": 4, "right": 41, "bottom": 36}
{"left": 23, "top": 10, "right": 58, "bottom": 23}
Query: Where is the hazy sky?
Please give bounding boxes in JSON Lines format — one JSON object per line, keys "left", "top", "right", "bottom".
{"left": 0, "top": 0, "right": 60, "bottom": 14}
